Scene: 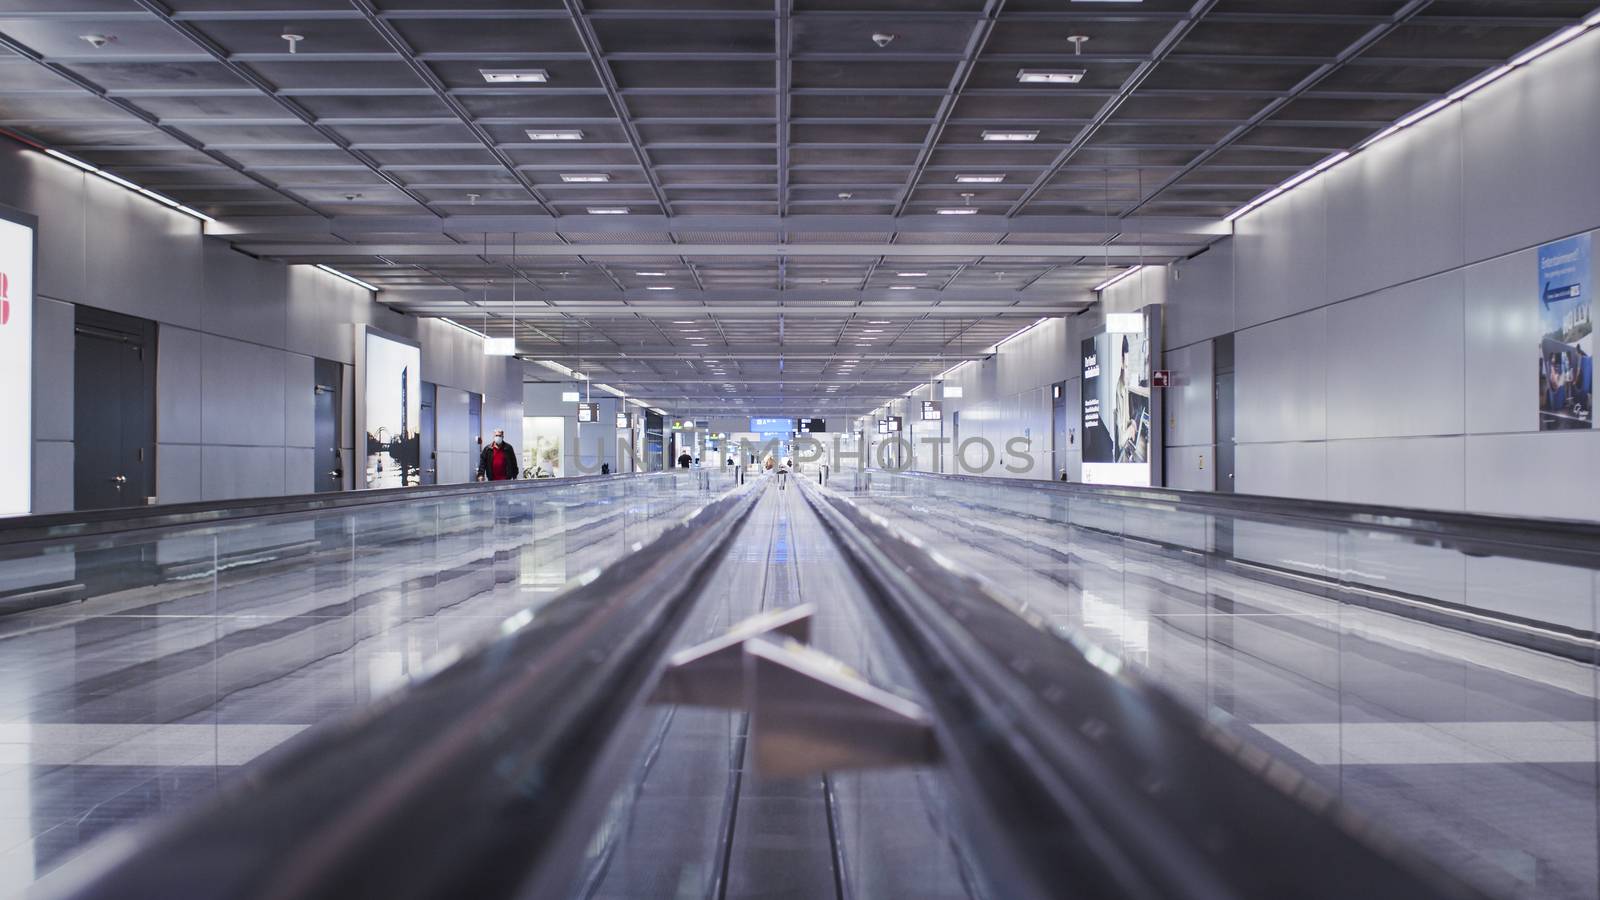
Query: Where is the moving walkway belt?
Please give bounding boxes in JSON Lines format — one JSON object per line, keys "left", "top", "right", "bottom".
{"left": 794, "top": 479, "right": 1490, "bottom": 900}
{"left": 37, "top": 476, "right": 1490, "bottom": 900}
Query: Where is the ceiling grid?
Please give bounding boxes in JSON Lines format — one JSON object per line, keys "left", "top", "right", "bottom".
{"left": 0, "top": 0, "right": 1590, "bottom": 413}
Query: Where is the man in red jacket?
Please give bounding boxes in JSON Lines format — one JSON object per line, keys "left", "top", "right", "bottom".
{"left": 477, "top": 429, "right": 520, "bottom": 481}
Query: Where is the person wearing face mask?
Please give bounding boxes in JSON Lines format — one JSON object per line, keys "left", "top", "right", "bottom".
{"left": 477, "top": 429, "right": 520, "bottom": 482}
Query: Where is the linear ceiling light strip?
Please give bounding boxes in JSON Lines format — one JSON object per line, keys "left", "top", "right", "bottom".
{"left": 1224, "top": 13, "right": 1600, "bottom": 225}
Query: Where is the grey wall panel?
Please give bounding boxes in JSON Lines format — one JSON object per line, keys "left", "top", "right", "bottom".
{"left": 156, "top": 443, "right": 202, "bottom": 505}
{"left": 283, "top": 447, "right": 314, "bottom": 496}
{"left": 202, "top": 445, "right": 286, "bottom": 501}
{"left": 1100, "top": 265, "right": 1167, "bottom": 317}
{"left": 31, "top": 440, "right": 72, "bottom": 514}
{"left": 1463, "top": 247, "right": 1539, "bottom": 435}
{"left": 1325, "top": 436, "right": 1465, "bottom": 511}
{"left": 1233, "top": 177, "right": 1328, "bottom": 329}
{"left": 1164, "top": 446, "right": 1213, "bottom": 491}
{"left": 436, "top": 386, "right": 471, "bottom": 457}
{"left": 81, "top": 178, "right": 204, "bottom": 329}
{"left": 156, "top": 324, "right": 203, "bottom": 445}
{"left": 1323, "top": 106, "right": 1465, "bottom": 302}
{"left": 283, "top": 265, "right": 401, "bottom": 364}
{"left": 1235, "top": 441, "right": 1326, "bottom": 500}
{"left": 33, "top": 297, "right": 74, "bottom": 443}
{"left": 1235, "top": 308, "right": 1326, "bottom": 444}
{"left": 1465, "top": 431, "right": 1600, "bottom": 519}
{"left": 283, "top": 352, "right": 315, "bottom": 449}
{"left": 201, "top": 240, "right": 287, "bottom": 348}
{"left": 438, "top": 450, "right": 471, "bottom": 485}
{"left": 1165, "top": 240, "right": 1234, "bottom": 350}
{"left": 1325, "top": 271, "right": 1464, "bottom": 440}
{"left": 0, "top": 150, "right": 86, "bottom": 304}
{"left": 1461, "top": 28, "right": 1600, "bottom": 262}
{"left": 200, "top": 334, "right": 286, "bottom": 447}
{"left": 1062, "top": 376, "right": 1082, "bottom": 482}
{"left": 1164, "top": 340, "right": 1214, "bottom": 448}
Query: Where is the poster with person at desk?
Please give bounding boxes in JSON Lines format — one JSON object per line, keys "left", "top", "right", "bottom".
{"left": 1538, "top": 234, "right": 1592, "bottom": 431}
{"left": 1081, "top": 317, "right": 1152, "bottom": 485}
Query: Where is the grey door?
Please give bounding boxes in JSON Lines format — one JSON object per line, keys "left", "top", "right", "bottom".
{"left": 314, "top": 358, "right": 343, "bottom": 492}
{"left": 419, "top": 381, "right": 437, "bottom": 485}
{"left": 1051, "top": 382, "right": 1068, "bottom": 479}
{"left": 1215, "top": 371, "right": 1235, "bottom": 493}
{"left": 73, "top": 309, "right": 156, "bottom": 510}
{"left": 468, "top": 392, "right": 483, "bottom": 466}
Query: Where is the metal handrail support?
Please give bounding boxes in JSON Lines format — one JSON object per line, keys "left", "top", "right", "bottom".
{"left": 793, "top": 478, "right": 1490, "bottom": 900}
{"left": 37, "top": 481, "right": 766, "bottom": 900}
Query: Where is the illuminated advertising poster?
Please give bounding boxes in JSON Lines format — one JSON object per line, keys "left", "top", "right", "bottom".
{"left": 1080, "top": 313, "right": 1152, "bottom": 486}
{"left": 364, "top": 330, "right": 422, "bottom": 488}
{"left": 0, "top": 212, "right": 34, "bottom": 517}
{"left": 1537, "top": 234, "right": 1593, "bottom": 431}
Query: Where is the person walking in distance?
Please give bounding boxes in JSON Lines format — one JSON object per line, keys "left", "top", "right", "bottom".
{"left": 477, "top": 429, "right": 519, "bottom": 482}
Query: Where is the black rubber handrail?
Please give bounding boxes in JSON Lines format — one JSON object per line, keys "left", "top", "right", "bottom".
{"left": 799, "top": 478, "right": 1493, "bottom": 900}
{"left": 33, "top": 480, "right": 765, "bottom": 900}
{"left": 876, "top": 470, "right": 1600, "bottom": 569}
{"left": 0, "top": 470, "right": 709, "bottom": 548}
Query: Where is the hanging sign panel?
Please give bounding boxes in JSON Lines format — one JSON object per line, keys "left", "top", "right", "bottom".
{"left": 0, "top": 210, "right": 35, "bottom": 517}
{"left": 1537, "top": 233, "right": 1593, "bottom": 431}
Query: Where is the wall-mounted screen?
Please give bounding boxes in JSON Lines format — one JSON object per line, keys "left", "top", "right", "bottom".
{"left": 0, "top": 212, "right": 33, "bottom": 517}
{"left": 364, "top": 330, "right": 422, "bottom": 488}
{"left": 1081, "top": 313, "right": 1153, "bottom": 486}
{"left": 796, "top": 417, "right": 826, "bottom": 433}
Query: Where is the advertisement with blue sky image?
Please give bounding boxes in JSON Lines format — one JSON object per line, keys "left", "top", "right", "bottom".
{"left": 1538, "top": 234, "right": 1593, "bottom": 431}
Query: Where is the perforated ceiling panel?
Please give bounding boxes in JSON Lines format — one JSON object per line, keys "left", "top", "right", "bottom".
{"left": 0, "top": 0, "right": 1588, "bottom": 412}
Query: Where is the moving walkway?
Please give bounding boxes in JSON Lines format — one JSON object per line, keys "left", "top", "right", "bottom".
{"left": 6, "top": 467, "right": 1593, "bottom": 899}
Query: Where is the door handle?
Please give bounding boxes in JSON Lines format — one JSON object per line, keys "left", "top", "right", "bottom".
{"left": 327, "top": 471, "right": 342, "bottom": 478}
{"left": 111, "top": 475, "right": 127, "bottom": 487}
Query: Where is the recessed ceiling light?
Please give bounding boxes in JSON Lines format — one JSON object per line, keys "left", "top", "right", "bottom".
{"left": 937, "top": 208, "right": 980, "bottom": 215}
{"left": 647, "top": 285, "right": 674, "bottom": 290}
{"left": 1017, "top": 69, "right": 1086, "bottom": 84}
{"left": 561, "top": 173, "right": 610, "bottom": 183}
{"left": 588, "top": 207, "right": 629, "bottom": 215}
{"left": 528, "top": 129, "right": 584, "bottom": 141}
{"left": 955, "top": 174, "right": 1007, "bottom": 184}
{"left": 868, "top": 320, "right": 891, "bottom": 324}
{"left": 889, "top": 285, "right": 918, "bottom": 290}
{"left": 981, "top": 130, "right": 1039, "bottom": 142}
{"left": 638, "top": 271, "right": 667, "bottom": 277}
{"left": 863, "top": 329, "right": 884, "bottom": 333}
{"left": 672, "top": 320, "right": 695, "bottom": 323}
{"left": 896, "top": 272, "right": 926, "bottom": 277}
{"left": 484, "top": 69, "right": 549, "bottom": 83}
